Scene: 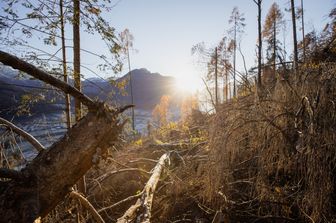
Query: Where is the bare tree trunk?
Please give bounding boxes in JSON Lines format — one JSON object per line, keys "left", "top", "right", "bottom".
{"left": 127, "top": 44, "right": 135, "bottom": 131}
{"left": 60, "top": 0, "right": 71, "bottom": 130}
{"left": 255, "top": 0, "right": 262, "bottom": 88}
{"left": 73, "top": 0, "right": 86, "bottom": 194}
{"left": 291, "top": 0, "right": 299, "bottom": 71}
{"left": 273, "top": 18, "right": 277, "bottom": 75}
{"left": 301, "top": 0, "right": 306, "bottom": 63}
{"left": 73, "top": 0, "right": 81, "bottom": 121}
{"left": 233, "top": 24, "right": 237, "bottom": 97}
{"left": 226, "top": 69, "right": 229, "bottom": 101}
{"left": 214, "top": 47, "right": 218, "bottom": 107}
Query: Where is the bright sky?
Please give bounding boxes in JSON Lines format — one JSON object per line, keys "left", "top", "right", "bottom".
{"left": 1, "top": 0, "right": 334, "bottom": 91}
{"left": 92, "top": 0, "right": 334, "bottom": 86}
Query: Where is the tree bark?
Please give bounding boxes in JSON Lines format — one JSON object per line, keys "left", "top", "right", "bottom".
{"left": 256, "top": 0, "right": 262, "bottom": 88}
{"left": 0, "top": 111, "right": 123, "bottom": 222}
{"left": 214, "top": 47, "right": 218, "bottom": 106}
{"left": 60, "top": 0, "right": 71, "bottom": 130}
{"left": 233, "top": 24, "right": 237, "bottom": 97}
{"left": 301, "top": 0, "right": 306, "bottom": 63}
{"left": 273, "top": 17, "right": 276, "bottom": 75}
{"left": 73, "top": 0, "right": 81, "bottom": 121}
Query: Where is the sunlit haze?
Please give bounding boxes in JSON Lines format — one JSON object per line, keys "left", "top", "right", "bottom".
{"left": 104, "top": 0, "right": 334, "bottom": 92}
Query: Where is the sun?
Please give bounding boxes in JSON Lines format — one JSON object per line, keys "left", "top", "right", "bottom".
{"left": 174, "top": 74, "right": 201, "bottom": 94}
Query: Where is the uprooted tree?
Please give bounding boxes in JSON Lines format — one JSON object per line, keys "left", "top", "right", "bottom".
{"left": 0, "top": 51, "right": 131, "bottom": 223}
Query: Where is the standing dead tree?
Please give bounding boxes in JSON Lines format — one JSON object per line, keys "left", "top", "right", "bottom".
{"left": 0, "top": 51, "right": 131, "bottom": 223}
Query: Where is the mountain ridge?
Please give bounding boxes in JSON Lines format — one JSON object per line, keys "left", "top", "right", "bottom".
{"left": 0, "top": 66, "right": 177, "bottom": 120}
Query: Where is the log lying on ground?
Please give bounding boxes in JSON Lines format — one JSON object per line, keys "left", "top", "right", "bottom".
{"left": 0, "top": 51, "right": 130, "bottom": 223}
{"left": 0, "top": 117, "right": 45, "bottom": 152}
{"left": 117, "top": 152, "right": 170, "bottom": 223}
{"left": 0, "top": 110, "right": 123, "bottom": 222}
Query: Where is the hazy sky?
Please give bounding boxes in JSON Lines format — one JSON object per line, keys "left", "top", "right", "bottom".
{"left": 1, "top": 0, "right": 335, "bottom": 84}
{"left": 92, "top": 0, "right": 335, "bottom": 82}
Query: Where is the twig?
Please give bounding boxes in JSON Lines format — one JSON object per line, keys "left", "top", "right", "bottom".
{"left": 97, "top": 168, "right": 150, "bottom": 183}
{"left": 0, "top": 117, "right": 45, "bottom": 152}
{"left": 69, "top": 190, "right": 105, "bottom": 223}
{"left": 98, "top": 191, "right": 143, "bottom": 213}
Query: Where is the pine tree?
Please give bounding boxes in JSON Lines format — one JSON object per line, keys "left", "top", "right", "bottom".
{"left": 263, "top": 2, "right": 284, "bottom": 74}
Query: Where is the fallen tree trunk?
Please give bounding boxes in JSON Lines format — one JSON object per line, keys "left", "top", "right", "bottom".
{"left": 0, "top": 51, "right": 130, "bottom": 223}
{"left": 117, "top": 152, "right": 170, "bottom": 223}
{"left": 0, "top": 110, "right": 123, "bottom": 222}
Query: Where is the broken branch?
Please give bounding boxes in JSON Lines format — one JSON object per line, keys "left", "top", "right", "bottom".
{"left": 69, "top": 190, "right": 105, "bottom": 223}
{"left": 0, "top": 117, "right": 45, "bottom": 152}
{"left": 0, "top": 50, "right": 96, "bottom": 109}
{"left": 116, "top": 152, "right": 170, "bottom": 223}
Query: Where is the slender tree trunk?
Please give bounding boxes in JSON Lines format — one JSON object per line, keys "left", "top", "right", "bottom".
{"left": 60, "top": 0, "right": 71, "bottom": 130}
{"left": 301, "top": 0, "right": 306, "bottom": 63}
{"left": 214, "top": 47, "right": 218, "bottom": 107}
{"left": 257, "top": 0, "right": 262, "bottom": 88}
{"left": 73, "top": 0, "right": 86, "bottom": 194}
{"left": 223, "top": 64, "right": 228, "bottom": 102}
{"left": 127, "top": 43, "right": 135, "bottom": 131}
{"left": 233, "top": 24, "right": 237, "bottom": 97}
{"left": 273, "top": 18, "right": 276, "bottom": 75}
{"left": 291, "top": 0, "right": 299, "bottom": 71}
{"left": 73, "top": 0, "right": 81, "bottom": 121}
{"left": 226, "top": 68, "right": 229, "bottom": 101}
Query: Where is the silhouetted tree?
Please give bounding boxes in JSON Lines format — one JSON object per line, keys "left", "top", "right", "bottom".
{"left": 120, "top": 29, "right": 135, "bottom": 131}
{"left": 253, "top": 0, "right": 263, "bottom": 89}
{"left": 290, "top": 0, "right": 299, "bottom": 71}
{"left": 263, "top": 2, "right": 284, "bottom": 74}
{"left": 228, "top": 7, "right": 245, "bottom": 97}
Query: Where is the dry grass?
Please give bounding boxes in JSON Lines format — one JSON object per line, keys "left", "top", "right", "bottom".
{"left": 7, "top": 65, "right": 336, "bottom": 223}
{"left": 203, "top": 64, "right": 336, "bottom": 222}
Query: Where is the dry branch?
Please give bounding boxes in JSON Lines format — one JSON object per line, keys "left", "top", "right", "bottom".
{"left": 0, "top": 117, "right": 45, "bottom": 152}
{"left": 97, "top": 168, "right": 150, "bottom": 182}
{"left": 69, "top": 190, "right": 105, "bottom": 223}
{"left": 98, "top": 191, "right": 143, "bottom": 213}
{"left": 90, "top": 168, "right": 151, "bottom": 193}
{"left": 0, "top": 50, "right": 97, "bottom": 110}
{"left": 117, "top": 152, "right": 170, "bottom": 223}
